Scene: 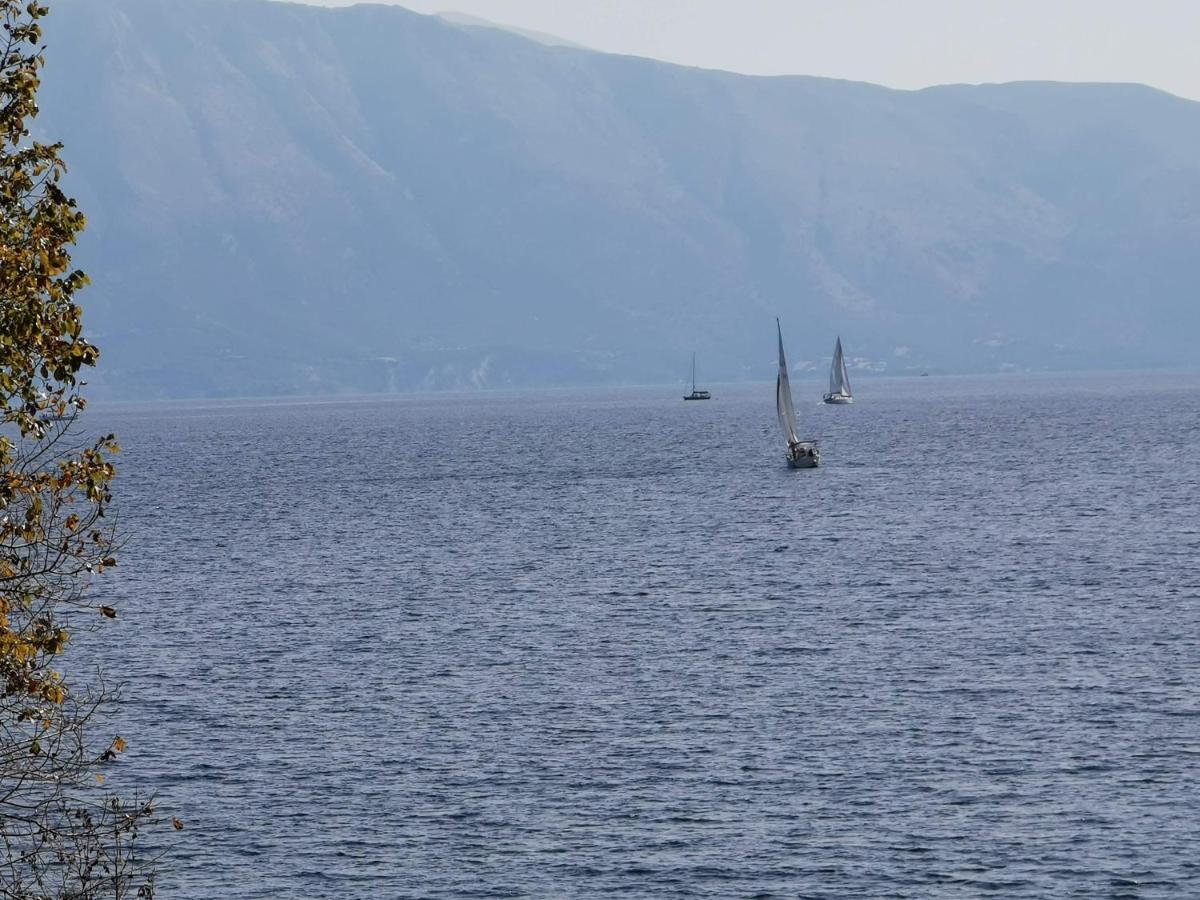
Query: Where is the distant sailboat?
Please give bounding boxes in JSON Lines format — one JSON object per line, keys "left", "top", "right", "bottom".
{"left": 683, "top": 352, "right": 711, "bottom": 400}
{"left": 776, "top": 320, "right": 820, "bottom": 468}
{"left": 823, "top": 336, "right": 853, "bottom": 404}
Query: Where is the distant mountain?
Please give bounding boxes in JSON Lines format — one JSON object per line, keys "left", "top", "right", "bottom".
{"left": 36, "top": 0, "right": 1200, "bottom": 398}
{"left": 437, "top": 11, "right": 587, "bottom": 49}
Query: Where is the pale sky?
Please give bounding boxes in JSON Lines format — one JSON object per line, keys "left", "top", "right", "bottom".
{"left": 293, "top": 0, "right": 1200, "bottom": 102}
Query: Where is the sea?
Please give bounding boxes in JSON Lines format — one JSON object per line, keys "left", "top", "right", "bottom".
{"left": 74, "top": 371, "right": 1200, "bottom": 898}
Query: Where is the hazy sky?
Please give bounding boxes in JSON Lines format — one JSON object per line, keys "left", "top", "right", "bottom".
{"left": 295, "top": 0, "right": 1200, "bottom": 101}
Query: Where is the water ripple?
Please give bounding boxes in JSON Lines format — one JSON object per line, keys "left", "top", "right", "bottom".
{"left": 70, "top": 373, "right": 1200, "bottom": 898}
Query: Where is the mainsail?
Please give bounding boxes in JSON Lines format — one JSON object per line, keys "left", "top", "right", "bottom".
{"left": 829, "top": 336, "right": 851, "bottom": 398}
{"left": 776, "top": 320, "right": 800, "bottom": 445}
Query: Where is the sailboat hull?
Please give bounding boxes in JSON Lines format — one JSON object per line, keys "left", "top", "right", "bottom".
{"left": 823, "top": 393, "right": 853, "bottom": 405}
{"left": 787, "top": 454, "right": 820, "bottom": 469}
{"left": 786, "top": 444, "right": 821, "bottom": 468}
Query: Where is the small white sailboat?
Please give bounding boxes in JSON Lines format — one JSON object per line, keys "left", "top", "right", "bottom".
{"left": 776, "top": 319, "right": 820, "bottom": 468}
{"left": 683, "top": 352, "right": 711, "bottom": 400}
{"left": 823, "top": 336, "right": 853, "bottom": 404}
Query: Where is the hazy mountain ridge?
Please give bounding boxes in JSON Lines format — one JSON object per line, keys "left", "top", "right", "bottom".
{"left": 38, "top": 0, "right": 1200, "bottom": 398}
{"left": 437, "top": 11, "right": 587, "bottom": 49}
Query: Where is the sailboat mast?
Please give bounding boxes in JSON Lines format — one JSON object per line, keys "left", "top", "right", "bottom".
{"left": 691, "top": 352, "right": 696, "bottom": 392}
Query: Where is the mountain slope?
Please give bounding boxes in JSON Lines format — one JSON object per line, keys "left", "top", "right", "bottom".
{"left": 37, "top": 0, "right": 1200, "bottom": 397}
{"left": 437, "top": 11, "right": 587, "bottom": 49}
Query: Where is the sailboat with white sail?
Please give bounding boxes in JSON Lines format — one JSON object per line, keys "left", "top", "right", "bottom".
{"left": 683, "top": 352, "right": 711, "bottom": 400}
{"left": 776, "top": 319, "right": 820, "bottom": 468}
{"left": 823, "top": 336, "right": 853, "bottom": 404}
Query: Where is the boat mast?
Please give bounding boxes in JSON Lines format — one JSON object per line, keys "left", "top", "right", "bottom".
{"left": 839, "top": 337, "right": 851, "bottom": 396}
{"left": 691, "top": 352, "right": 697, "bottom": 392}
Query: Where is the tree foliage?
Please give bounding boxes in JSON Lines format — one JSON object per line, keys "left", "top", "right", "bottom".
{"left": 1, "top": 2, "right": 156, "bottom": 896}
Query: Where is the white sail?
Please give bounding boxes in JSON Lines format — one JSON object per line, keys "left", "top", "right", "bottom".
{"left": 776, "top": 320, "right": 800, "bottom": 445}
{"left": 829, "top": 336, "right": 851, "bottom": 398}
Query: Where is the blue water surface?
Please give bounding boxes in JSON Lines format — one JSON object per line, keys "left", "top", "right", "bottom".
{"left": 79, "top": 372, "right": 1200, "bottom": 898}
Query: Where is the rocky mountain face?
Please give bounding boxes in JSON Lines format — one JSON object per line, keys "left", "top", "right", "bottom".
{"left": 37, "top": 0, "right": 1200, "bottom": 397}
